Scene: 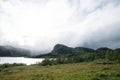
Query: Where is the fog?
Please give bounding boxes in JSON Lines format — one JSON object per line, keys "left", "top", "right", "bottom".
{"left": 0, "top": 0, "right": 120, "bottom": 52}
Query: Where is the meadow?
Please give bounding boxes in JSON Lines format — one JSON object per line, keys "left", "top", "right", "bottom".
{"left": 0, "top": 63, "right": 120, "bottom": 80}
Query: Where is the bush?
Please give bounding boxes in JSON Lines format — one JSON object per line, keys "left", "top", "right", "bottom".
{"left": 0, "top": 63, "right": 26, "bottom": 68}
{"left": 41, "top": 58, "right": 57, "bottom": 66}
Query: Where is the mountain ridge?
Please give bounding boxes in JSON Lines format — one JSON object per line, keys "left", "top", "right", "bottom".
{"left": 0, "top": 45, "right": 31, "bottom": 57}
{"left": 0, "top": 44, "right": 119, "bottom": 57}
{"left": 34, "top": 44, "right": 118, "bottom": 58}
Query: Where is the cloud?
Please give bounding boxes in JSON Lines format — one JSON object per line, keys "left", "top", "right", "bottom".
{"left": 0, "top": 0, "right": 120, "bottom": 52}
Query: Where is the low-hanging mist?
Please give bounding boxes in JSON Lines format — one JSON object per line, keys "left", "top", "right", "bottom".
{"left": 0, "top": 0, "right": 120, "bottom": 53}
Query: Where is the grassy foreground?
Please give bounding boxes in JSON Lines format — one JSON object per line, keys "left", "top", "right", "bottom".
{"left": 0, "top": 63, "right": 120, "bottom": 80}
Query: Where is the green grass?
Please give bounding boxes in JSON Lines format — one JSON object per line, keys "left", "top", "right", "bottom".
{"left": 0, "top": 63, "right": 120, "bottom": 80}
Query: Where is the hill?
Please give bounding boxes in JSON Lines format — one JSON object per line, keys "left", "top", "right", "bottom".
{"left": 34, "top": 44, "right": 114, "bottom": 58}
{"left": 0, "top": 45, "right": 31, "bottom": 57}
{"left": 51, "top": 44, "right": 95, "bottom": 55}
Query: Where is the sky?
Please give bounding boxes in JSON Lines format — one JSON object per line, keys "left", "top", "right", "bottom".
{"left": 0, "top": 0, "right": 120, "bottom": 52}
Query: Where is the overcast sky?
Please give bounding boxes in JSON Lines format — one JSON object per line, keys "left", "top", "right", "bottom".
{"left": 0, "top": 0, "right": 120, "bottom": 52}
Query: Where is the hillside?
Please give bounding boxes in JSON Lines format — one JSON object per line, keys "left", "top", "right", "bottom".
{"left": 35, "top": 44, "right": 117, "bottom": 58}
{"left": 0, "top": 46, "right": 31, "bottom": 57}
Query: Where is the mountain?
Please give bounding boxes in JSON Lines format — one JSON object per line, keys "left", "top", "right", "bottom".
{"left": 0, "top": 44, "right": 119, "bottom": 57}
{"left": 34, "top": 44, "right": 96, "bottom": 58}
{"left": 72, "top": 47, "right": 95, "bottom": 54}
{"left": 51, "top": 44, "right": 73, "bottom": 54}
{"left": 0, "top": 45, "right": 31, "bottom": 57}
{"left": 34, "top": 44, "right": 120, "bottom": 58}
{"left": 96, "top": 47, "right": 113, "bottom": 54}
{"left": 51, "top": 44, "right": 95, "bottom": 55}
{"left": 52, "top": 44, "right": 119, "bottom": 55}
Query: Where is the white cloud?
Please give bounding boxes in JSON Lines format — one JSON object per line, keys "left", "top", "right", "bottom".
{"left": 0, "top": 0, "right": 120, "bottom": 52}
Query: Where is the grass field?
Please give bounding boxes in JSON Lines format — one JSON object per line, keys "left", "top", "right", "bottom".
{"left": 0, "top": 63, "right": 120, "bottom": 80}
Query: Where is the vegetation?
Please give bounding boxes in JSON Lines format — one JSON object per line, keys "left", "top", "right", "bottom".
{"left": 0, "top": 63, "right": 120, "bottom": 80}
{"left": 40, "top": 48, "right": 120, "bottom": 66}
{"left": 0, "top": 63, "right": 26, "bottom": 69}
{"left": 35, "top": 44, "right": 120, "bottom": 66}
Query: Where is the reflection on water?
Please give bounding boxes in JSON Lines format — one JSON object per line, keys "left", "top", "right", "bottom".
{"left": 0, "top": 57, "right": 44, "bottom": 65}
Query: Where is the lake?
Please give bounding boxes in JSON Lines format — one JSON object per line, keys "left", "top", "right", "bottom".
{"left": 0, "top": 57, "right": 44, "bottom": 65}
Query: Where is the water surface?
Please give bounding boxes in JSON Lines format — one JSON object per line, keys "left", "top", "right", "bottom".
{"left": 0, "top": 57, "right": 44, "bottom": 65}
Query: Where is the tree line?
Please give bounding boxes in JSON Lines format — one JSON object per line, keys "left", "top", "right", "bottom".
{"left": 40, "top": 49, "right": 120, "bottom": 66}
